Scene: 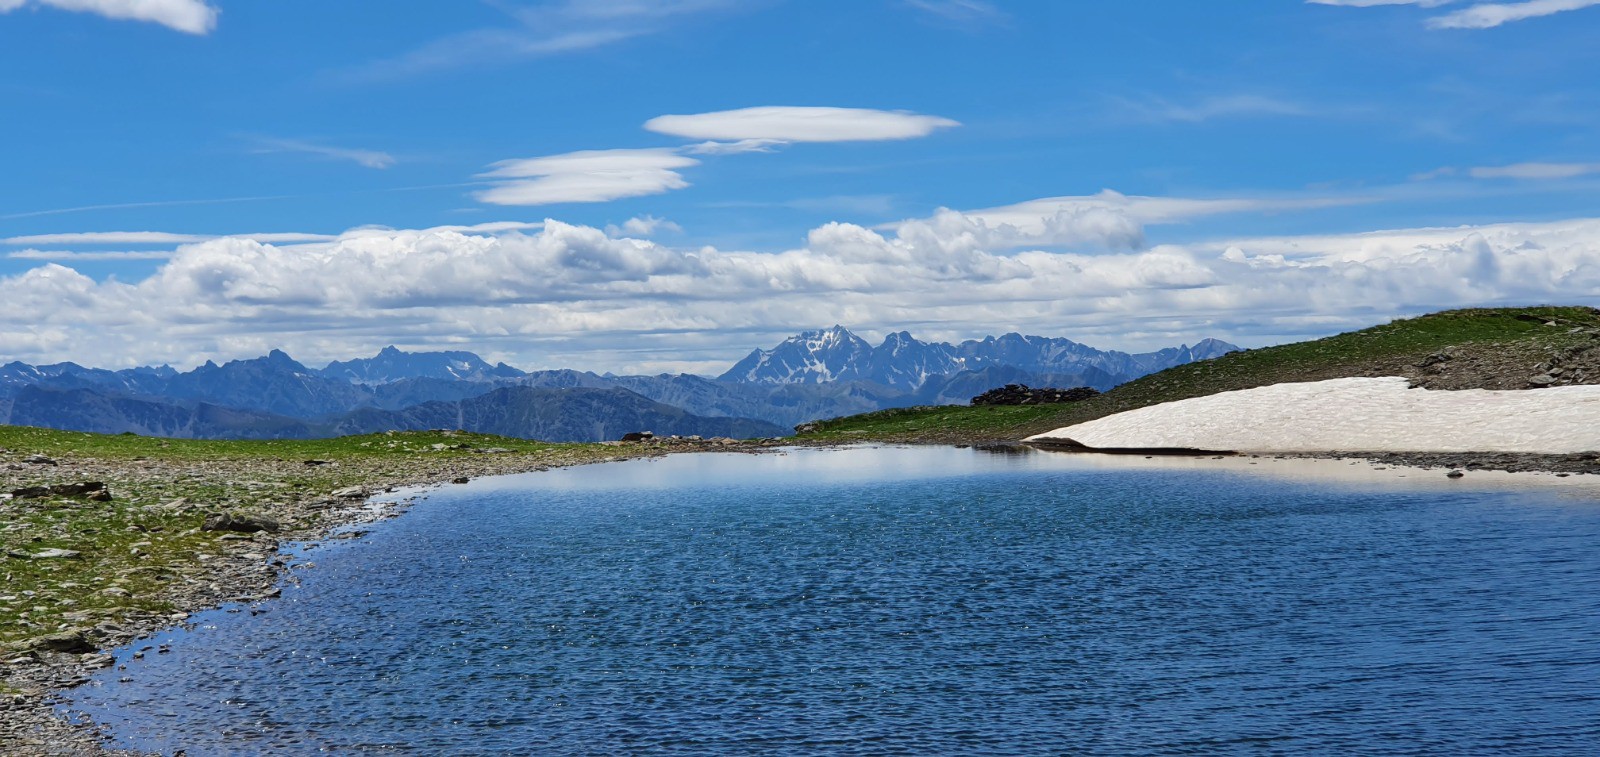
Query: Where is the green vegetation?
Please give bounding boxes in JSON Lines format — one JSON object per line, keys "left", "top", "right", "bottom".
{"left": 0, "top": 428, "right": 630, "bottom": 651}
{"left": 804, "top": 306, "right": 1600, "bottom": 443}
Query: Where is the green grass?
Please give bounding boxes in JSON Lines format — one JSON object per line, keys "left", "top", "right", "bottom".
{"left": 0, "top": 426, "right": 569, "bottom": 462}
{"left": 803, "top": 306, "right": 1600, "bottom": 442}
{"left": 805, "top": 404, "right": 1066, "bottom": 440}
{"left": 0, "top": 428, "right": 627, "bottom": 651}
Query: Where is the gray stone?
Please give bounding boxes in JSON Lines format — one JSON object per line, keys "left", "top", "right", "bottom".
{"left": 31, "top": 631, "right": 96, "bottom": 654}
{"left": 202, "top": 512, "right": 281, "bottom": 534}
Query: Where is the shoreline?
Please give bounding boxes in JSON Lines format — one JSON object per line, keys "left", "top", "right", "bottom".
{"left": 0, "top": 434, "right": 792, "bottom": 756}
{"left": 6, "top": 436, "right": 1598, "bottom": 755}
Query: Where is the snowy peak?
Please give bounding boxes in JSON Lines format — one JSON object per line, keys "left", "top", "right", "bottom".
{"left": 719, "top": 326, "right": 876, "bottom": 384}
{"left": 720, "top": 327, "right": 1240, "bottom": 390}
{"left": 321, "top": 346, "right": 525, "bottom": 384}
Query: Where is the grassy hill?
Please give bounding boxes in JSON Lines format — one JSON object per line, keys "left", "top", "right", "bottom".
{"left": 800, "top": 306, "right": 1600, "bottom": 443}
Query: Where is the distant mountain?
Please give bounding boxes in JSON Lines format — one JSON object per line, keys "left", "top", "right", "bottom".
{"left": 0, "top": 329, "right": 1237, "bottom": 439}
{"left": 7, "top": 386, "right": 315, "bottom": 440}
{"left": 160, "top": 349, "right": 373, "bottom": 418}
{"left": 330, "top": 387, "right": 784, "bottom": 442}
{"left": 720, "top": 326, "right": 1238, "bottom": 390}
{"left": 322, "top": 346, "right": 525, "bottom": 384}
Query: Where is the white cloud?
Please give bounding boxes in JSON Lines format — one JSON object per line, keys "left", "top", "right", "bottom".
{"left": 606, "top": 216, "right": 683, "bottom": 237}
{"left": 1469, "top": 161, "right": 1600, "bottom": 179}
{"left": 474, "top": 148, "right": 699, "bottom": 206}
{"left": 1309, "top": 0, "right": 1600, "bottom": 26}
{"left": 5, "top": 210, "right": 1599, "bottom": 372}
{"left": 251, "top": 137, "right": 396, "bottom": 170}
{"left": 895, "top": 190, "right": 1374, "bottom": 250}
{"left": 683, "top": 138, "right": 787, "bottom": 155}
{"left": 3, "top": 231, "right": 336, "bottom": 246}
{"left": 1428, "top": 0, "right": 1600, "bottom": 27}
{"left": 7, "top": 249, "right": 174, "bottom": 261}
{"left": 645, "top": 107, "right": 960, "bottom": 143}
{"left": 0, "top": 0, "right": 217, "bottom": 33}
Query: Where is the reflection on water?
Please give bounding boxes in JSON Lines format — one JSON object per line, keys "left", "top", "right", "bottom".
{"left": 66, "top": 446, "right": 1600, "bottom": 755}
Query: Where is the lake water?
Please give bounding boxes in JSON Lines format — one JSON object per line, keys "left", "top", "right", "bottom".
{"left": 64, "top": 446, "right": 1600, "bottom": 755}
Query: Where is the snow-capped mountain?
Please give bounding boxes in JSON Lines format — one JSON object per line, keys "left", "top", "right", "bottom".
{"left": 320, "top": 345, "right": 526, "bottom": 384}
{"left": 719, "top": 326, "right": 1239, "bottom": 390}
{"left": 719, "top": 326, "right": 880, "bottom": 384}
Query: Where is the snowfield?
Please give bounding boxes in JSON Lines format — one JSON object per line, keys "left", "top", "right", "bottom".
{"left": 1025, "top": 377, "right": 1600, "bottom": 454}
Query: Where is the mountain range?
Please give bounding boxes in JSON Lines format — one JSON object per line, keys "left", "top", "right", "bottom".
{"left": 0, "top": 328, "right": 1237, "bottom": 442}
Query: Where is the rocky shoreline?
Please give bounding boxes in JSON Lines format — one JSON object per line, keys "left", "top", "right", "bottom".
{"left": 0, "top": 433, "right": 792, "bottom": 756}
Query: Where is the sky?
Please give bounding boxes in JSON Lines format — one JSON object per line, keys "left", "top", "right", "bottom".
{"left": 4, "top": 0, "right": 1600, "bottom": 374}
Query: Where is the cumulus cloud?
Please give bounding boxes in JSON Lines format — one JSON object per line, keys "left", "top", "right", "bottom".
{"left": 645, "top": 107, "right": 960, "bottom": 143}
{"left": 474, "top": 148, "right": 699, "bottom": 206}
{"left": 4, "top": 211, "right": 1599, "bottom": 372}
{"left": 605, "top": 216, "right": 683, "bottom": 237}
{"left": 1427, "top": 0, "right": 1600, "bottom": 27}
{"left": 0, "top": 0, "right": 217, "bottom": 34}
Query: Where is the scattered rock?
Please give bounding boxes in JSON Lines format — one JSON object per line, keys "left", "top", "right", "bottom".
{"left": 9, "top": 481, "right": 109, "bottom": 501}
{"left": 201, "top": 512, "right": 281, "bottom": 534}
{"left": 6, "top": 548, "right": 83, "bottom": 560}
{"left": 971, "top": 384, "right": 1101, "bottom": 406}
{"left": 31, "top": 631, "right": 96, "bottom": 654}
{"left": 1528, "top": 374, "right": 1558, "bottom": 386}
{"left": 794, "top": 422, "right": 820, "bottom": 435}
{"left": 331, "top": 486, "right": 368, "bottom": 499}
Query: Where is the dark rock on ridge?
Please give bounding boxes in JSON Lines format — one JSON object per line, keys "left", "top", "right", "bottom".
{"left": 971, "top": 384, "right": 1100, "bottom": 406}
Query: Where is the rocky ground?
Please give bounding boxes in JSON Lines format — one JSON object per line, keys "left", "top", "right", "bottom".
{"left": 0, "top": 431, "right": 789, "bottom": 756}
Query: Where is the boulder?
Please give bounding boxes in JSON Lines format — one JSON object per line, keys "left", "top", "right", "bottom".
{"left": 9, "top": 481, "right": 109, "bottom": 500}
{"left": 24, "top": 454, "right": 57, "bottom": 466}
{"left": 202, "top": 512, "right": 281, "bottom": 534}
{"left": 620, "top": 431, "right": 655, "bottom": 442}
{"left": 32, "top": 631, "right": 96, "bottom": 654}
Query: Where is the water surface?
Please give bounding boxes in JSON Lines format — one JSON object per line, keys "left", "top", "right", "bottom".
{"left": 67, "top": 447, "right": 1600, "bottom": 754}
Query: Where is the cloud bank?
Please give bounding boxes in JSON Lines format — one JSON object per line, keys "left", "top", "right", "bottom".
{"left": 4, "top": 205, "right": 1598, "bottom": 373}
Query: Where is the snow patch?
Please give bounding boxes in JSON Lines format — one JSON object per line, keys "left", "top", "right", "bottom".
{"left": 1026, "top": 377, "right": 1600, "bottom": 454}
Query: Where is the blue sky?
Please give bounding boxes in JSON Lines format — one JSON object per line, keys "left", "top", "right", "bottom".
{"left": 4, "top": 0, "right": 1600, "bottom": 372}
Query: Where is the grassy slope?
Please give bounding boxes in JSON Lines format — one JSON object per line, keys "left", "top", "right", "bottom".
{"left": 802, "top": 306, "right": 1600, "bottom": 443}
